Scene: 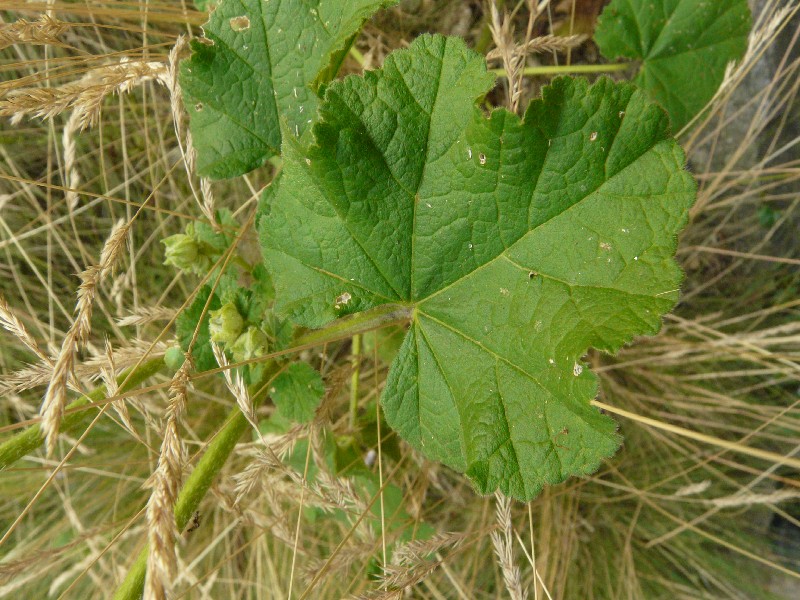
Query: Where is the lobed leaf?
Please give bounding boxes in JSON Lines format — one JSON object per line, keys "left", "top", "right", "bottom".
{"left": 595, "top": 0, "right": 751, "bottom": 131}
{"left": 271, "top": 362, "right": 325, "bottom": 423}
{"left": 258, "top": 34, "right": 696, "bottom": 500}
{"left": 181, "top": 0, "right": 396, "bottom": 179}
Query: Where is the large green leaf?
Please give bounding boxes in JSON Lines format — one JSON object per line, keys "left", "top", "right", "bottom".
{"left": 181, "top": 0, "right": 395, "bottom": 179}
{"left": 595, "top": 0, "right": 750, "bottom": 131}
{"left": 258, "top": 34, "right": 696, "bottom": 500}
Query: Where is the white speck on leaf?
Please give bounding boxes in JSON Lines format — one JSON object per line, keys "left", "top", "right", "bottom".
{"left": 600, "top": 242, "right": 612, "bottom": 251}
{"left": 479, "top": 153, "right": 486, "bottom": 165}
{"left": 500, "top": 288, "right": 509, "bottom": 296}
{"left": 589, "top": 131, "right": 598, "bottom": 141}
{"left": 364, "top": 449, "right": 377, "bottom": 467}
{"left": 548, "top": 358, "right": 555, "bottom": 365}
{"left": 467, "top": 147, "right": 472, "bottom": 159}
{"left": 229, "top": 16, "right": 250, "bottom": 31}
{"left": 573, "top": 363, "right": 583, "bottom": 376}
{"left": 618, "top": 110, "right": 625, "bottom": 118}
{"left": 634, "top": 256, "right": 639, "bottom": 261}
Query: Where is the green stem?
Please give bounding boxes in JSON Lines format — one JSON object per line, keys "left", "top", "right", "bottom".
{"left": 112, "top": 374, "right": 275, "bottom": 600}
{"left": 492, "top": 61, "right": 632, "bottom": 77}
{"left": 113, "top": 303, "right": 412, "bottom": 600}
{"left": 0, "top": 357, "right": 166, "bottom": 470}
{"left": 349, "top": 334, "right": 361, "bottom": 428}
{"left": 348, "top": 45, "right": 365, "bottom": 66}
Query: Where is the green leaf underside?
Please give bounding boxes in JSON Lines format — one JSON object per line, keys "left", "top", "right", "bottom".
{"left": 258, "top": 35, "right": 696, "bottom": 500}
{"left": 596, "top": 0, "right": 750, "bottom": 131}
{"left": 181, "top": 0, "right": 395, "bottom": 179}
{"left": 271, "top": 362, "right": 325, "bottom": 423}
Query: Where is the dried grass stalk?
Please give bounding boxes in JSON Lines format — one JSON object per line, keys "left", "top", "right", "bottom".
{"left": 116, "top": 306, "right": 176, "bottom": 327}
{"left": 0, "top": 294, "right": 48, "bottom": 362}
{"left": 491, "top": 492, "right": 528, "bottom": 600}
{"left": 489, "top": 2, "right": 525, "bottom": 113}
{"left": 0, "top": 15, "right": 70, "bottom": 51}
{"left": 144, "top": 356, "right": 192, "bottom": 600}
{"left": 0, "top": 59, "right": 168, "bottom": 128}
{"left": 212, "top": 342, "right": 257, "bottom": 430}
{"left": 39, "top": 219, "right": 131, "bottom": 455}
{"left": 165, "top": 35, "right": 217, "bottom": 225}
{"left": 62, "top": 110, "right": 81, "bottom": 210}
{"left": 100, "top": 338, "right": 135, "bottom": 435}
{"left": 485, "top": 33, "right": 587, "bottom": 61}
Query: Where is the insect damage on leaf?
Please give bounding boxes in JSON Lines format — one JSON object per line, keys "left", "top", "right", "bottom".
{"left": 258, "top": 34, "right": 696, "bottom": 501}
{"left": 180, "top": 0, "right": 397, "bottom": 179}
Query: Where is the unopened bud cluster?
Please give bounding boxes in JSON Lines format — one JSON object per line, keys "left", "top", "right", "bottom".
{"left": 209, "top": 302, "right": 269, "bottom": 362}
{"left": 162, "top": 223, "right": 216, "bottom": 274}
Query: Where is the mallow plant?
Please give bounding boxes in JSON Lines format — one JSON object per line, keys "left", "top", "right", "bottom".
{"left": 0, "top": 0, "right": 752, "bottom": 596}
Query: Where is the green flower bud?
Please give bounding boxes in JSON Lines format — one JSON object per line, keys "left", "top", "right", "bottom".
{"left": 231, "top": 326, "right": 269, "bottom": 362}
{"left": 162, "top": 233, "right": 200, "bottom": 272}
{"left": 164, "top": 346, "right": 186, "bottom": 372}
{"left": 209, "top": 303, "right": 245, "bottom": 345}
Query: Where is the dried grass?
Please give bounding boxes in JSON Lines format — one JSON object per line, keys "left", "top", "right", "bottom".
{"left": 0, "top": 15, "right": 70, "bottom": 51}
{"left": 39, "top": 218, "right": 131, "bottom": 455}
{"left": 143, "top": 356, "right": 192, "bottom": 600}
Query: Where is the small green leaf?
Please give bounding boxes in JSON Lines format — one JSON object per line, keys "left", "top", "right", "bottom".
{"left": 177, "top": 286, "right": 222, "bottom": 372}
{"left": 271, "top": 363, "right": 325, "bottom": 423}
{"left": 259, "top": 34, "right": 696, "bottom": 500}
{"left": 596, "top": 0, "right": 750, "bottom": 131}
{"left": 181, "top": 0, "right": 396, "bottom": 179}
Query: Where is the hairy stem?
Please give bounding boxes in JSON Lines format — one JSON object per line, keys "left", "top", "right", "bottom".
{"left": 0, "top": 357, "right": 166, "bottom": 470}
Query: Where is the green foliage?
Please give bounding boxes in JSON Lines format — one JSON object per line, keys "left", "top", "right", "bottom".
{"left": 177, "top": 285, "right": 222, "bottom": 372}
{"left": 259, "top": 34, "right": 696, "bottom": 500}
{"left": 271, "top": 362, "right": 325, "bottom": 423}
{"left": 596, "top": 0, "right": 751, "bottom": 131}
{"left": 181, "top": 0, "right": 397, "bottom": 179}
